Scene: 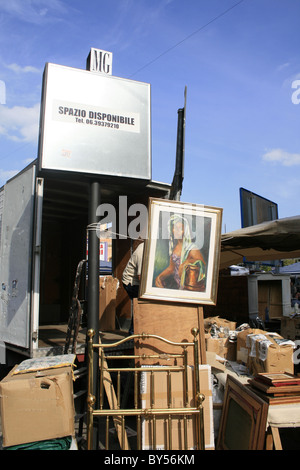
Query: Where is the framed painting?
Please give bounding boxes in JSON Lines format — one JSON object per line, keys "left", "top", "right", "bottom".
{"left": 139, "top": 198, "right": 222, "bottom": 305}
{"left": 217, "top": 376, "right": 269, "bottom": 450}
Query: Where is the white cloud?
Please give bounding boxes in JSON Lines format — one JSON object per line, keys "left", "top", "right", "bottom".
{"left": 5, "top": 63, "right": 41, "bottom": 74}
{"left": 277, "top": 62, "right": 290, "bottom": 72}
{"left": 262, "top": 148, "right": 300, "bottom": 166}
{"left": 0, "top": 103, "right": 40, "bottom": 143}
{"left": 0, "top": 0, "right": 67, "bottom": 24}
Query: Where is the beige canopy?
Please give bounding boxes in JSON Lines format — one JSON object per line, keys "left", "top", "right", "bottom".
{"left": 220, "top": 215, "right": 300, "bottom": 269}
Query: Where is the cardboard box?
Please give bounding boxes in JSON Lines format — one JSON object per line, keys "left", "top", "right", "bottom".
{"left": 204, "top": 316, "right": 237, "bottom": 333}
{"left": 140, "top": 365, "right": 214, "bottom": 450}
{"left": 0, "top": 366, "right": 75, "bottom": 448}
{"left": 236, "top": 328, "right": 265, "bottom": 364}
{"left": 206, "top": 336, "right": 236, "bottom": 361}
{"left": 247, "top": 332, "right": 294, "bottom": 375}
{"left": 237, "top": 328, "right": 294, "bottom": 374}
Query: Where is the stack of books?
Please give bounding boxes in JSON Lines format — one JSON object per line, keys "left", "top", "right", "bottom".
{"left": 249, "top": 372, "right": 300, "bottom": 405}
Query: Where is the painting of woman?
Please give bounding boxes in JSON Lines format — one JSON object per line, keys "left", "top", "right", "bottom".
{"left": 139, "top": 198, "right": 222, "bottom": 305}
{"left": 154, "top": 214, "right": 207, "bottom": 292}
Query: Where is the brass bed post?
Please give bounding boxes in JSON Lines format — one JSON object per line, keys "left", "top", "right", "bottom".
{"left": 192, "top": 327, "right": 205, "bottom": 450}
{"left": 183, "top": 346, "right": 188, "bottom": 449}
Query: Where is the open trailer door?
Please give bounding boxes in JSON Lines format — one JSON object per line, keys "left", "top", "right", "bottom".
{"left": 0, "top": 163, "right": 43, "bottom": 352}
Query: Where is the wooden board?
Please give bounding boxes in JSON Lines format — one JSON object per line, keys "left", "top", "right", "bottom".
{"left": 99, "top": 276, "right": 118, "bottom": 330}
{"left": 133, "top": 298, "right": 206, "bottom": 366}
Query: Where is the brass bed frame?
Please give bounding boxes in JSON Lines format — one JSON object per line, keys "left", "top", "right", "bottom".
{"left": 86, "top": 327, "right": 205, "bottom": 450}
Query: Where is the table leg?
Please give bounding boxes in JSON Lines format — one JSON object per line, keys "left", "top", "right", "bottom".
{"left": 271, "top": 426, "right": 282, "bottom": 450}
{"left": 265, "top": 427, "right": 273, "bottom": 450}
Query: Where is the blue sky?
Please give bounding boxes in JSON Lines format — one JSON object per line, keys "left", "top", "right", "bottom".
{"left": 0, "top": 0, "right": 299, "bottom": 232}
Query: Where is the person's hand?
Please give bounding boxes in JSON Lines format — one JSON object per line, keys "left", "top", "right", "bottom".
{"left": 155, "top": 275, "right": 165, "bottom": 288}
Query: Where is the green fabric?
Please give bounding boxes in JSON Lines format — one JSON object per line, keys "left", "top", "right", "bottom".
{"left": 5, "top": 436, "right": 72, "bottom": 450}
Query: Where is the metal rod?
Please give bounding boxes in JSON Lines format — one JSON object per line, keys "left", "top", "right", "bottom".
{"left": 105, "top": 416, "right": 109, "bottom": 450}
{"left": 87, "top": 328, "right": 95, "bottom": 450}
{"left": 184, "top": 415, "right": 188, "bottom": 450}
{"left": 134, "top": 370, "right": 141, "bottom": 450}
{"left": 153, "top": 415, "right": 156, "bottom": 450}
{"left": 87, "top": 181, "right": 100, "bottom": 366}
{"left": 92, "top": 407, "right": 200, "bottom": 417}
{"left": 150, "top": 370, "right": 154, "bottom": 408}
{"left": 167, "top": 370, "right": 172, "bottom": 449}
{"left": 93, "top": 333, "right": 194, "bottom": 350}
{"left": 100, "top": 350, "right": 104, "bottom": 409}
{"left": 134, "top": 370, "right": 138, "bottom": 409}
{"left": 198, "top": 398, "right": 205, "bottom": 451}
{"left": 150, "top": 370, "right": 156, "bottom": 450}
{"left": 105, "top": 354, "right": 184, "bottom": 360}
{"left": 117, "top": 371, "right": 121, "bottom": 409}
{"left": 192, "top": 327, "right": 205, "bottom": 450}
{"left": 100, "top": 366, "right": 185, "bottom": 373}
{"left": 168, "top": 415, "right": 172, "bottom": 450}
{"left": 167, "top": 370, "right": 171, "bottom": 408}
{"left": 87, "top": 181, "right": 101, "bottom": 450}
{"left": 170, "top": 101, "right": 185, "bottom": 201}
{"left": 122, "top": 416, "right": 125, "bottom": 450}
{"left": 183, "top": 348, "right": 189, "bottom": 406}
{"left": 137, "top": 415, "right": 141, "bottom": 450}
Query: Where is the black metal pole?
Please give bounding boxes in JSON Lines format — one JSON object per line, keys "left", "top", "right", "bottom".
{"left": 87, "top": 181, "right": 100, "bottom": 339}
{"left": 87, "top": 181, "right": 100, "bottom": 448}
{"left": 170, "top": 86, "right": 186, "bottom": 201}
{"left": 170, "top": 108, "right": 184, "bottom": 201}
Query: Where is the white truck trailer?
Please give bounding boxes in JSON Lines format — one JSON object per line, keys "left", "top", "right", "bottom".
{"left": 0, "top": 160, "right": 170, "bottom": 367}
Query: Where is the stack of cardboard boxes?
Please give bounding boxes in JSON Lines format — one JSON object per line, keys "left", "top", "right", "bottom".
{"left": 205, "top": 316, "right": 295, "bottom": 375}
{"left": 236, "top": 328, "right": 295, "bottom": 375}
{"left": 205, "top": 316, "right": 237, "bottom": 362}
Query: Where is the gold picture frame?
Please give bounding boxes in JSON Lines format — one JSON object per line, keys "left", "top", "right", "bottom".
{"left": 139, "top": 198, "right": 222, "bottom": 305}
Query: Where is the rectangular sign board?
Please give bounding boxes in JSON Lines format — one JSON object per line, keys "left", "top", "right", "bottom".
{"left": 38, "top": 63, "right": 151, "bottom": 180}
{"left": 240, "top": 187, "right": 278, "bottom": 228}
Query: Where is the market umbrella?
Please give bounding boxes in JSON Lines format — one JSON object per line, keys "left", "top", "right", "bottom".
{"left": 220, "top": 215, "right": 300, "bottom": 269}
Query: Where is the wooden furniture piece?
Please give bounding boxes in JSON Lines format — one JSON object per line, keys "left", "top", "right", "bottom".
{"left": 133, "top": 298, "right": 206, "bottom": 366}
{"left": 214, "top": 368, "right": 300, "bottom": 450}
{"left": 216, "top": 375, "right": 269, "bottom": 450}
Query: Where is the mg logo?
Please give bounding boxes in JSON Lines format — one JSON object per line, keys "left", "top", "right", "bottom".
{"left": 86, "top": 48, "right": 113, "bottom": 75}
